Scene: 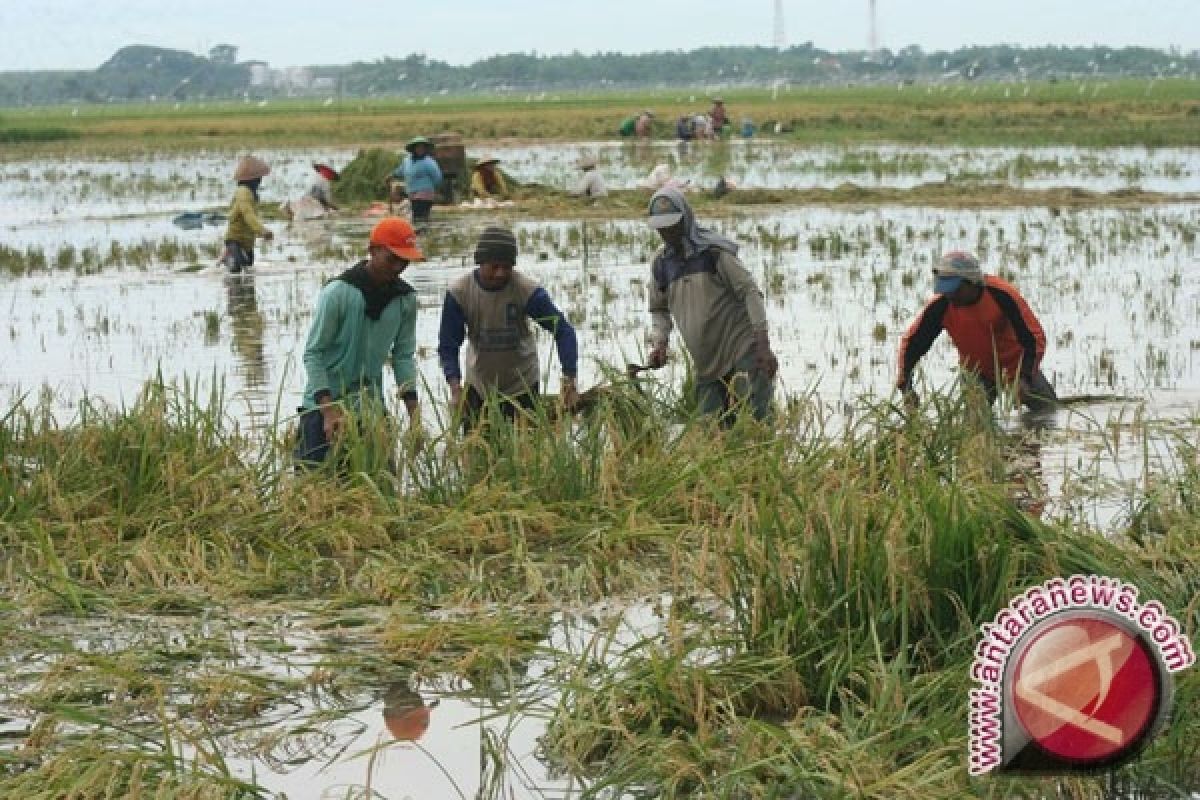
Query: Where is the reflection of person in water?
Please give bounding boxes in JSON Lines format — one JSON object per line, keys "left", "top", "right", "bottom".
{"left": 1007, "top": 414, "right": 1053, "bottom": 519}
{"left": 225, "top": 273, "right": 267, "bottom": 388}
{"left": 382, "top": 684, "right": 434, "bottom": 742}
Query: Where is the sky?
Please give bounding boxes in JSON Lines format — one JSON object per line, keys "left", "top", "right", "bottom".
{"left": 0, "top": 0, "right": 1196, "bottom": 72}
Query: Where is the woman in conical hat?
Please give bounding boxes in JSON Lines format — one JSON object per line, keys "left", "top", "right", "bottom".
{"left": 470, "top": 154, "right": 509, "bottom": 200}
{"left": 222, "top": 155, "right": 273, "bottom": 272}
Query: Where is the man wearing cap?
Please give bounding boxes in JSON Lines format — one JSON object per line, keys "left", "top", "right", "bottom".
{"left": 295, "top": 217, "right": 424, "bottom": 466}
{"left": 470, "top": 155, "right": 510, "bottom": 200}
{"left": 644, "top": 187, "right": 778, "bottom": 424}
{"left": 438, "top": 226, "right": 579, "bottom": 429}
{"left": 394, "top": 137, "right": 443, "bottom": 225}
{"left": 896, "top": 250, "right": 1057, "bottom": 411}
{"left": 568, "top": 156, "right": 607, "bottom": 199}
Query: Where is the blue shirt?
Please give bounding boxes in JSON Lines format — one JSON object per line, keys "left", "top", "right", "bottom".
{"left": 394, "top": 154, "right": 443, "bottom": 196}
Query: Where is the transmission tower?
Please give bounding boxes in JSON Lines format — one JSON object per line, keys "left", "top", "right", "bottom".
{"left": 773, "top": 0, "right": 786, "bottom": 50}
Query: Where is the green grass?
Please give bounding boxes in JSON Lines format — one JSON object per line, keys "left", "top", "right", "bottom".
{"left": 0, "top": 377, "right": 1196, "bottom": 797}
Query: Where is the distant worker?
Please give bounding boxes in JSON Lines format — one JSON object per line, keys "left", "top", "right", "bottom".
{"left": 284, "top": 162, "right": 340, "bottom": 220}
{"left": 438, "top": 226, "right": 580, "bottom": 429}
{"left": 295, "top": 217, "right": 424, "bottom": 467}
{"left": 308, "top": 163, "right": 340, "bottom": 211}
{"left": 222, "top": 155, "right": 273, "bottom": 273}
{"left": 620, "top": 109, "right": 654, "bottom": 138}
{"left": 394, "top": 136, "right": 443, "bottom": 226}
{"left": 568, "top": 156, "right": 608, "bottom": 199}
{"left": 710, "top": 98, "right": 728, "bottom": 132}
{"left": 642, "top": 164, "right": 689, "bottom": 191}
{"left": 675, "top": 114, "right": 695, "bottom": 142}
{"left": 644, "top": 187, "right": 778, "bottom": 424}
{"left": 636, "top": 110, "right": 654, "bottom": 138}
{"left": 896, "top": 251, "right": 1057, "bottom": 411}
{"left": 470, "top": 155, "right": 510, "bottom": 200}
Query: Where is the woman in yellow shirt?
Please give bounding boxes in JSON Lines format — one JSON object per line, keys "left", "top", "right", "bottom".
{"left": 223, "top": 155, "right": 274, "bottom": 273}
{"left": 469, "top": 155, "right": 510, "bottom": 200}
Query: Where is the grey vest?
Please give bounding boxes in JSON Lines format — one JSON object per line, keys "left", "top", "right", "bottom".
{"left": 448, "top": 270, "right": 541, "bottom": 396}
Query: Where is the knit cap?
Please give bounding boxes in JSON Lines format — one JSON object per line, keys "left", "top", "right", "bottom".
{"left": 473, "top": 226, "right": 518, "bottom": 266}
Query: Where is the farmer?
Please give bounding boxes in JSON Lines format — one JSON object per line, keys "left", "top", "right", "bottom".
{"left": 896, "top": 250, "right": 1057, "bottom": 411}
{"left": 567, "top": 156, "right": 608, "bottom": 199}
{"left": 470, "top": 155, "right": 510, "bottom": 200}
{"left": 295, "top": 217, "right": 424, "bottom": 467}
{"left": 619, "top": 109, "right": 654, "bottom": 138}
{"left": 709, "top": 98, "right": 728, "bottom": 132}
{"left": 644, "top": 187, "right": 778, "bottom": 424}
{"left": 222, "top": 155, "right": 273, "bottom": 273}
{"left": 394, "top": 136, "right": 443, "bottom": 226}
{"left": 675, "top": 114, "right": 695, "bottom": 142}
{"left": 438, "top": 226, "right": 579, "bottom": 429}
{"left": 308, "top": 162, "right": 339, "bottom": 211}
{"left": 284, "top": 162, "right": 339, "bottom": 220}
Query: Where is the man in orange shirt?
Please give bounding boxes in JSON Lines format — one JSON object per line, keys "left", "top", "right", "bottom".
{"left": 896, "top": 251, "right": 1057, "bottom": 411}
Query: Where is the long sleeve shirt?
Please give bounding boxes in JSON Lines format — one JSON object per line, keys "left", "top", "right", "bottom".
{"left": 224, "top": 186, "right": 268, "bottom": 250}
{"left": 647, "top": 247, "right": 767, "bottom": 382}
{"left": 896, "top": 274, "right": 1046, "bottom": 389}
{"left": 301, "top": 279, "right": 418, "bottom": 411}
{"left": 438, "top": 270, "right": 578, "bottom": 396}
{"left": 395, "top": 155, "right": 443, "bottom": 198}
{"left": 470, "top": 169, "right": 510, "bottom": 199}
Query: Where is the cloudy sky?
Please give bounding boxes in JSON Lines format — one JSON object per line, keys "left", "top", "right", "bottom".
{"left": 1, "top": 0, "right": 1195, "bottom": 71}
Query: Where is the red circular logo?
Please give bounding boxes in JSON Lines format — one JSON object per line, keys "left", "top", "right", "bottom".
{"left": 1010, "top": 616, "right": 1159, "bottom": 765}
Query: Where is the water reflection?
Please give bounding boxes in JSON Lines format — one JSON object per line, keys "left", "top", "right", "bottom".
{"left": 1008, "top": 410, "right": 1057, "bottom": 519}
{"left": 381, "top": 683, "right": 435, "bottom": 743}
{"left": 225, "top": 275, "right": 270, "bottom": 424}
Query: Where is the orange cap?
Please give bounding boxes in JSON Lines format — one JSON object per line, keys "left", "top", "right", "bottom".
{"left": 370, "top": 217, "right": 424, "bottom": 261}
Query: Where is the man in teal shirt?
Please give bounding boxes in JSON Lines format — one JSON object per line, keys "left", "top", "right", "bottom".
{"left": 295, "top": 217, "right": 424, "bottom": 466}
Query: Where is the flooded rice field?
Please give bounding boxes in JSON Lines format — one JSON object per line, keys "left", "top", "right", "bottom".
{"left": 2, "top": 144, "right": 1198, "bottom": 798}
{"left": 3, "top": 142, "right": 1198, "bottom": 230}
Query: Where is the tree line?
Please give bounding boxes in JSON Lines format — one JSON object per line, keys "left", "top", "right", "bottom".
{"left": 1, "top": 42, "right": 1197, "bottom": 106}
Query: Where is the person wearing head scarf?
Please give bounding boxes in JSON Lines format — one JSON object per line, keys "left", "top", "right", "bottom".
{"left": 438, "top": 226, "right": 579, "bottom": 429}
{"left": 222, "top": 155, "right": 273, "bottom": 273}
{"left": 393, "top": 137, "right": 443, "bottom": 225}
{"left": 896, "top": 250, "right": 1056, "bottom": 411}
{"left": 470, "top": 155, "right": 510, "bottom": 200}
{"left": 568, "top": 156, "right": 607, "bottom": 199}
{"left": 644, "top": 187, "right": 777, "bottom": 424}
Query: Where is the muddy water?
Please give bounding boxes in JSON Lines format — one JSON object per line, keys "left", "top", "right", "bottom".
{"left": 2, "top": 144, "right": 1197, "bottom": 232}
{"left": 482, "top": 141, "right": 1200, "bottom": 193}
{"left": 2, "top": 147, "right": 1199, "bottom": 796}
{"left": 1, "top": 603, "right": 667, "bottom": 799}
{"left": 3, "top": 201, "right": 1199, "bottom": 528}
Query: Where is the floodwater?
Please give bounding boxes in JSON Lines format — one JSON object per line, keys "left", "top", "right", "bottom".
{"left": 2, "top": 142, "right": 1198, "bottom": 230}
{"left": 2, "top": 144, "right": 1199, "bottom": 797}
